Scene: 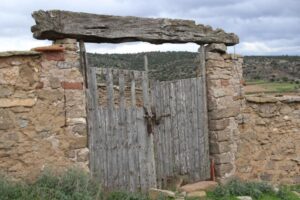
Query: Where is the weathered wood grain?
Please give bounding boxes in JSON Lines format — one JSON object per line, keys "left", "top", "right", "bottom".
{"left": 88, "top": 65, "right": 210, "bottom": 190}
{"left": 32, "top": 10, "right": 239, "bottom": 45}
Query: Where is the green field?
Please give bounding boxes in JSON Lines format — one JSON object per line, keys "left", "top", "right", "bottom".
{"left": 245, "top": 80, "right": 300, "bottom": 94}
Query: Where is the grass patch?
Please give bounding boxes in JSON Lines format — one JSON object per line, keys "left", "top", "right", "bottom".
{"left": 0, "top": 168, "right": 102, "bottom": 200}
{"left": 207, "top": 179, "right": 300, "bottom": 200}
{"left": 245, "top": 80, "right": 300, "bottom": 94}
{"left": 246, "top": 80, "right": 269, "bottom": 85}
{"left": 262, "top": 82, "right": 299, "bottom": 93}
{"left": 0, "top": 172, "right": 299, "bottom": 200}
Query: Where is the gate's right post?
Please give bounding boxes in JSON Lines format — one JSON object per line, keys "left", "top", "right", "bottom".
{"left": 205, "top": 43, "right": 244, "bottom": 183}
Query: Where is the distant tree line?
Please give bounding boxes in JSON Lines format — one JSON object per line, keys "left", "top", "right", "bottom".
{"left": 87, "top": 52, "right": 300, "bottom": 81}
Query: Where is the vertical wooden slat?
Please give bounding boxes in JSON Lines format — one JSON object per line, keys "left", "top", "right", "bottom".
{"left": 86, "top": 66, "right": 101, "bottom": 178}
{"left": 136, "top": 107, "right": 147, "bottom": 191}
{"left": 199, "top": 45, "right": 210, "bottom": 180}
{"left": 101, "top": 107, "right": 108, "bottom": 187}
{"left": 130, "top": 71, "right": 140, "bottom": 190}
{"left": 142, "top": 56, "right": 157, "bottom": 189}
{"left": 169, "top": 82, "right": 177, "bottom": 177}
{"left": 190, "top": 78, "right": 198, "bottom": 180}
{"left": 183, "top": 78, "right": 192, "bottom": 177}
{"left": 151, "top": 81, "right": 161, "bottom": 188}
{"left": 106, "top": 68, "right": 117, "bottom": 187}
{"left": 114, "top": 106, "right": 120, "bottom": 188}
{"left": 126, "top": 106, "right": 135, "bottom": 191}
{"left": 180, "top": 80, "right": 188, "bottom": 174}
{"left": 118, "top": 70, "right": 127, "bottom": 189}
{"left": 159, "top": 82, "right": 166, "bottom": 186}
{"left": 141, "top": 71, "right": 150, "bottom": 190}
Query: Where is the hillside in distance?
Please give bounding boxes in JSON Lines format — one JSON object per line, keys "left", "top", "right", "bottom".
{"left": 87, "top": 52, "right": 300, "bottom": 81}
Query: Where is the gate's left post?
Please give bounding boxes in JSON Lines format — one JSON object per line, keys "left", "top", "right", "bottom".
{"left": 0, "top": 38, "right": 89, "bottom": 181}
{"left": 52, "top": 39, "right": 89, "bottom": 171}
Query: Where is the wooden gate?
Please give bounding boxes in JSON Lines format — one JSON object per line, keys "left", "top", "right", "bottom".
{"left": 86, "top": 67, "right": 156, "bottom": 191}
{"left": 152, "top": 77, "right": 210, "bottom": 188}
{"left": 84, "top": 48, "right": 209, "bottom": 192}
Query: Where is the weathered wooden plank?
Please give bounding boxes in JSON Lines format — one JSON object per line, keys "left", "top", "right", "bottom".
{"left": 164, "top": 82, "right": 172, "bottom": 179}
{"left": 183, "top": 78, "right": 192, "bottom": 178}
{"left": 190, "top": 78, "right": 199, "bottom": 181}
{"left": 101, "top": 107, "right": 108, "bottom": 187}
{"left": 179, "top": 80, "right": 188, "bottom": 174}
{"left": 130, "top": 71, "right": 141, "bottom": 191}
{"left": 170, "top": 81, "right": 180, "bottom": 174}
{"left": 141, "top": 68, "right": 157, "bottom": 188}
{"left": 118, "top": 71, "right": 126, "bottom": 188}
{"left": 168, "top": 82, "right": 176, "bottom": 178}
{"left": 32, "top": 10, "right": 239, "bottom": 45}
{"left": 151, "top": 81, "right": 162, "bottom": 188}
{"left": 157, "top": 82, "right": 165, "bottom": 186}
{"left": 136, "top": 107, "right": 148, "bottom": 191}
{"left": 199, "top": 45, "right": 210, "bottom": 180}
{"left": 105, "top": 68, "right": 116, "bottom": 187}
{"left": 161, "top": 83, "right": 169, "bottom": 179}
{"left": 126, "top": 106, "right": 135, "bottom": 191}
{"left": 86, "top": 66, "right": 101, "bottom": 178}
{"left": 114, "top": 107, "right": 120, "bottom": 188}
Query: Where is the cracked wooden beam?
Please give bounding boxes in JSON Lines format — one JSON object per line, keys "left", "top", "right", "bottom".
{"left": 31, "top": 10, "right": 239, "bottom": 46}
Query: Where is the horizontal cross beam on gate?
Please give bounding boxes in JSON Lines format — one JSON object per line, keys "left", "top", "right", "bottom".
{"left": 31, "top": 10, "right": 239, "bottom": 45}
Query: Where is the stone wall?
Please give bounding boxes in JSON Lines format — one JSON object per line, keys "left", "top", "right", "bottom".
{"left": 0, "top": 39, "right": 88, "bottom": 181}
{"left": 236, "top": 95, "right": 300, "bottom": 184}
{"left": 205, "top": 43, "right": 244, "bottom": 183}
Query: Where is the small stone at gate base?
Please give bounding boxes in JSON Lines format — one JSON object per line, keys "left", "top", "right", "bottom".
{"left": 187, "top": 191, "right": 206, "bottom": 198}
{"left": 149, "top": 188, "right": 175, "bottom": 200}
{"left": 237, "top": 196, "right": 252, "bottom": 200}
{"left": 179, "top": 181, "right": 218, "bottom": 192}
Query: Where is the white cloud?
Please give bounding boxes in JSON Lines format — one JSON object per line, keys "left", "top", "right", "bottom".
{"left": 0, "top": 36, "right": 50, "bottom": 52}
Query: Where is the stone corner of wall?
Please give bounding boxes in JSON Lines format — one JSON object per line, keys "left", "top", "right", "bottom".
{"left": 205, "top": 43, "right": 244, "bottom": 181}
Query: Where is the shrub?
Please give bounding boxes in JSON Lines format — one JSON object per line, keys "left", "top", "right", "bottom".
{"left": 209, "top": 179, "right": 300, "bottom": 200}
{"left": 0, "top": 168, "right": 102, "bottom": 200}
{"left": 282, "top": 77, "right": 289, "bottom": 82}
{"left": 209, "top": 179, "right": 275, "bottom": 200}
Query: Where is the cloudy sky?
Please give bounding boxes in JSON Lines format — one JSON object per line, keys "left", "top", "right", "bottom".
{"left": 0, "top": 0, "right": 299, "bottom": 55}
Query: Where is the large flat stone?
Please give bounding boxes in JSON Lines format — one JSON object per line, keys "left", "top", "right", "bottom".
{"left": 179, "top": 181, "right": 218, "bottom": 193}
{"left": 0, "top": 51, "right": 41, "bottom": 58}
{"left": 209, "top": 118, "right": 230, "bottom": 131}
{"left": 209, "top": 107, "right": 240, "bottom": 120}
{"left": 237, "top": 196, "right": 252, "bottom": 200}
{"left": 245, "top": 95, "right": 278, "bottom": 103}
{"left": 187, "top": 191, "right": 207, "bottom": 198}
{"left": 0, "top": 98, "right": 37, "bottom": 108}
{"left": 206, "top": 43, "right": 227, "bottom": 53}
{"left": 210, "top": 141, "right": 231, "bottom": 154}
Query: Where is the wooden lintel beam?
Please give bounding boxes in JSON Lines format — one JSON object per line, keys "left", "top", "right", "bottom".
{"left": 31, "top": 10, "right": 239, "bottom": 46}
